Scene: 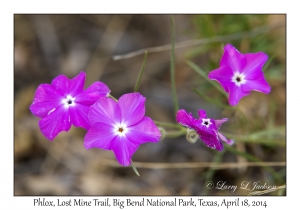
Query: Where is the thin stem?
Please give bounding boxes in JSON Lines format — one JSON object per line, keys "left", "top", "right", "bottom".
{"left": 187, "top": 60, "right": 228, "bottom": 97}
{"left": 154, "top": 120, "right": 182, "bottom": 129}
{"left": 112, "top": 22, "right": 285, "bottom": 60}
{"left": 99, "top": 158, "right": 285, "bottom": 169}
{"left": 130, "top": 160, "right": 140, "bottom": 176}
{"left": 109, "top": 94, "right": 118, "bottom": 102}
{"left": 164, "top": 130, "right": 186, "bottom": 138}
{"left": 170, "top": 15, "right": 179, "bottom": 117}
{"left": 134, "top": 51, "right": 148, "bottom": 92}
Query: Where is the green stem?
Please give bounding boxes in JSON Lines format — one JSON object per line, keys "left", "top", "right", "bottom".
{"left": 154, "top": 120, "right": 181, "bottom": 129}
{"left": 170, "top": 15, "right": 179, "bottom": 117}
{"left": 134, "top": 51, "right": 148, "bottom": 92}
{"left": 187, "top": 60, "right": 228, "bottom": 97}
{"left": 131, "top": 160, "right": 140, "bottom": 176}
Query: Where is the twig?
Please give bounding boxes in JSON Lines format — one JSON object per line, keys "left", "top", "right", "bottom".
{"left": 98, "top": 159, "right": 285, "bottom": 169}
{"left": 113, "top": 22, "right": 285, "bottom": 60}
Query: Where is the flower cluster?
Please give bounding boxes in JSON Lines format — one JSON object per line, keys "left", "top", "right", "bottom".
{"left": 30, "top": 72, "right": 161, "bottom": 166}
{"left": 29, "top": 43, "right": 271, "bottom": 167}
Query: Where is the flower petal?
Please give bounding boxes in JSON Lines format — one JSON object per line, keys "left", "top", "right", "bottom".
{"left": 88, "top": 97, "right": 121, "bottom": 126}
{"left": 198, "top": 130, "right": 224, "bottom": 151}
{"left": 68, "top": 71, "right": 86, "bottom": 96}
{"left": 51, "top": 74, "right": 70, "bottom": 96}
{"left": 220, "top": 44, "right": 246, "bottom": 72}
{"left": 118, "top": 93, "right": 145, "bottom": 126}
{"left": 51, "top": 72, "right": 86, "bottom": 96}
{"left": 243, "top": 52, "right": 268, "bottom": 79}
{"left": 69, "top": 104, "right": 90, "bottom": 130}
{"left": 208, "top": 65, "right": 233, "bottom": 92}
{"left": 217, "top": 132, "right": 234, "bottom": 145}
{"left": 29, "top": 84, "right": 64, "bottom": 118}
{"left": 75, "top": 81, "right": 110, "bottom": 105}
{"left": 227, "top": 83, "right": 251, "bottom": 106}
{"left": 126, "top": 117, "right": 161, "bottom": 145}
{"left": 198, "top": 110, "right": 207, "bottom": 119}
{"left": 242, "top": 72, "right": 271, "bottom": 94}
{"left": 176, "top": 109, "right": 196, "bottom": 129}
{"left": 214, "top": 118, "right": 228, "bottom": 130}
{"left": 111, "top": 135, "right": 139, "bottom": 166}
{"left": 84, "top": 122, "right": 115, "bottom": 150}
{"left": 38, "top": 105, "right": 71, "bottom": 140}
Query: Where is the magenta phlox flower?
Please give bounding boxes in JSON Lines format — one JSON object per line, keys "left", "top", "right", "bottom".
{"left": 208, "top": 44, "right": 271, "bottom": 106}
{"left": 176, "top": 109, "right": 234, "bottom": 151}
{"left": 84, "top": 93, "right": 161, "bottom": 166}
{"left": 29, "top": 71, "right": 110, "bottom": 140}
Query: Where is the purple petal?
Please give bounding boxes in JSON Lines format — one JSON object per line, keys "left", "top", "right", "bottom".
{"left": 51, "top": 74, "right": 70, "bottom": 96}
{"left": 214, "top": 118, "right": 228, "bottom": 130}
{"left": 243, "top": 52, "right": 268, "bottom": 79}
{"left": 242, "top": 72, "right": 271, "bottom": 94}
{"left": 217, "top": 132, "right": 234, "bottom": 145}
{"left": 38, "top": 105, "right": 71, "bottom": 140}
{"left": 51, "top": 72, "right": 86, "bottom": 96}
{"left": 84, "top": 122, "right": 115, "bottom": 150}
{"left": 111, "top": 136, "right": 139, "bottom": 166}
{"left": 126, "top": 117, "right": 161, "bottom": 145}
{"left": 29, "top": 84, "right": 64, "bottom": 118}
{"left": 198, "top": 130, "right": 224, "bottom": 151}
{"left": 68, "top": 71, "right": 86, "bottom": 96}
{"left": 75, "top": 81, "right": 110, "bottom": 105}
{"left": 220, "top": 44, "right": 246, "bottom": 72}
{"left": 88, "top": 97, "right": 121, "bottom": 126}
{"left": 198, "top": 110, "right": 207, "bottom": 119}
{"left": 118, "top": 93, "right": 145, "bottom": 126}
{"left": 69, "top": 104, "right": 90, "bottom": 130}
{"left": 208, "top": 65, "right": 233, "bottom": 92}
{"left": 176, "top": 109, "right": 196, "bottom": 129}
{"left": 227, "top": 83, "right": 251, "bottom": 106}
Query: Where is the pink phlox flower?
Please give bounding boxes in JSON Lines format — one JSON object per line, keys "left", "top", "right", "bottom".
{"left": 176, "top": 109, "right": 234, "bottom": 151}
{"left": 84, "top": 93, "right": 161, "bottom": 166}
{"left": 29, "top": 71, "right": 110, "bottom": 140}
{"left": 208, "top": 44, "right": 271, "bottom": 106}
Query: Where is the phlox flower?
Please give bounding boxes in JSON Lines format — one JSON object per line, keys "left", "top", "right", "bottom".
{"left": 208, "top": 44, "right": 271, "bottom": 106}
{"left": 176, "top": 109, "right": 234, "bottom": 151}
{"left": 29, "top": 71, "right": 110, "bottom": 140}
{"left": 84, "top": 93, "right": 161, "bottom": 166}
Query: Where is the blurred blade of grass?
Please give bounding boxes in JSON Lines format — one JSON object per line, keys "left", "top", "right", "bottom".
{"left": 186, "top": 60, "right": 228, "bottom": 97}
{"left": 192, "top": 87, "right": 230, "bottom": 108}
{"left": 202, "top": 150, "right": 224, "bottom": 195}
{"left": 249, "top": 185, "right": 286, "bottom": 196}
{"left": 134, "top": 51, "right": 148, "bottom": 92}
{"left": 222, "top": 126, "right": 285, "bottom": 146}
{"left": 131, "top": 160, "right": 140, "bottom": 176}
{"left": 263, "top": 55, "right": 275, "bottom": 72}
{"left": 170, "top": 15, "right": 179, "bottom": 117}
{"left": 225, "top": 146, "right": 283, "bottom": 183}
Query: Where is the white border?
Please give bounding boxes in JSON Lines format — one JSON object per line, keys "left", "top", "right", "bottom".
{"left": 2, "top": 0, "right": 295, "bottom": 209}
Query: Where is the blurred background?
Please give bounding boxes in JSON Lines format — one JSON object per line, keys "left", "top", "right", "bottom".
{"left": 14, "top": 14, "right": 286, "bottom": 195}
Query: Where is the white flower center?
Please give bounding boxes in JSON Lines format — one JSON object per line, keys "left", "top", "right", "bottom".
{"left": 113, "top": 123, "right": 128, "bottom": 137}
{"left": 62, "top": 95, "right": 76, "bottom": 108}
{"left": 202, "top": 118, "right": 212, "bottom": 128}
{"left": 231, "top": 72, "right": 246, "bottom": 87}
